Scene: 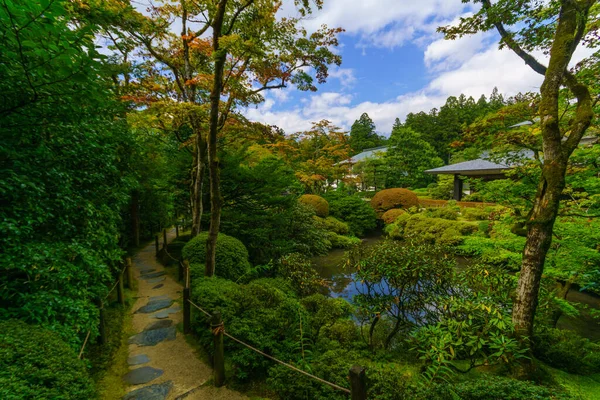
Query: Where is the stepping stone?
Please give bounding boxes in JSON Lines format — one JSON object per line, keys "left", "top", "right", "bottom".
{"left": 122, "top": 366, "right": 163, "bottom": 385}
{"left": 123, "top": 381, "right": 173, "bottom": 400}
{"left": 141, "top": 271, "right": 166, "bottom": 279}
{"left": 140, "top": 269, "right": 156, "bottom": 275}
{"left": 144, "top": 320, "right": 172, "bottom": 331}
{"left": 135, "top": 299, "right": 173, "bottom": 314}
{"left": 128, "top": 327, "right": 176, "bottom": 346}
{"left": 146, "top": 277, "right": 165, "bottom": 284}
{"left": 154, "top": 305, "right": 181, "bottom": 319}
{"left": 152, "top": 284, "right": 164, "bottom": 290}
{"left": 149, "top": 295, "right": 171, "bottom": 302}
{"left": 127, "top": 354, "right": 150, "bottom": 366}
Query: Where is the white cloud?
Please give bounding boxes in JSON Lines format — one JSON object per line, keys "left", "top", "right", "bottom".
{"left": 328, "top": 67, "right": 356, "bottom": 87}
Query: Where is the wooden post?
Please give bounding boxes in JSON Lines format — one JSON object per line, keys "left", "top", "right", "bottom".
{"left": 211, "top": 311, "right": 225, "bottom": 387}
{"left": 178, "top": 259, "right": 184, "bottom": 282}
{"left": 349, "top": 365, "right": 367, "bottom": 400}
{"left": 175, "top": 223, "right": 179, "bottom": 238}
{"left": 155, "top": 235, "right": 159, "bottom": 257}
{"left": 183, "top": 261, "right": 191, "bottom": 334}
{"left": 117, "top": 269, "right": 125, "bottom": 306}
{"left": 453, "top": 174, "right": 463, "bottom": 201}
{"left": 125, "top": 257, "right": 133, "bottom": 290}
{"left": 163, "top": 228, "right": 167, "bottom": 250}
{"left": 96, "top": 299, "right": 106, "bottom": 345}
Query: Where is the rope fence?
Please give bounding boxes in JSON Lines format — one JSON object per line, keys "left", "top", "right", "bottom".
{"left": 185, "top": 286, "right": 364, "bottom": 397}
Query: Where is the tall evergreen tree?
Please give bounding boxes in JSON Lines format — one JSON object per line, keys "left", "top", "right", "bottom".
{"left": 349, "top": 113, "right": 382, "bottom": 154}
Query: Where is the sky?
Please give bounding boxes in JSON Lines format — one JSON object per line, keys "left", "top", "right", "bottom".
{"left": 242, "top": 0, "right": 586, "bottom": 136}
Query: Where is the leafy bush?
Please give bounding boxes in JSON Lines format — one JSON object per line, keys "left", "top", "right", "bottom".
{"left": 315, "top": 216, "right": 349, "bottom": 235}
{"left": 533, "top": 328, "right": 600, "bottom": 374}
{"left": 370, "top": 188, "right": 419, "bottom": 214}
{"left": 428, "top": 175, "right": 454, "bottom": 200}
{"left": 325, "top": 193, "right": 377, "bottom": 237}
{"left": 183, "top": 232, "right": 251, "bottom": 281}
{"left": 0, "top": 320, "right": 96, "bottom": 400}
{"left": 450, "top": 376, "right": 569, "bottom": 400}
{"left": 299, "top": 194, "right": 329, "bottom": 217}
{"left": 327, "top": 232, "right": 361, "bottom": 249}
{"left": 386, "top": 213, "right": 478, "bottom": 246}
{"left": 381, "top": 209, "right": 405, "bottom": 224}
{"left": 277, "top": 253, "right": 328, "bottom": 296}
{"left": 462, "top": 207, "right": 490, "bottom": 221}
{"left": 425, "top": 207, "right": 459, "bottom": 220}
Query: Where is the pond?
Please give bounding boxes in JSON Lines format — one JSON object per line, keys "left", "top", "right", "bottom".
{"left": 312, "top": 232, "right": 600, "bottom": 340}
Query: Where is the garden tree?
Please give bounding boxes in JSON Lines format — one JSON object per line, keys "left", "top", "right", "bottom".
{"left": 384, "top": 125, "right": 443, "bottom": 188}
{"left": 0, "top": 0, "right": 133, "bottom": 344}
{"left": 349, "top": 112, "right": 385, "bottom": 154}
{"left": 353, "top": 156, "right": 388, "bottom": 191}
{"left": 440, "top": 0, "right": 598, "bottom": 339}
{"left": 289, "top": 120, "right": 351, "bottom": 193}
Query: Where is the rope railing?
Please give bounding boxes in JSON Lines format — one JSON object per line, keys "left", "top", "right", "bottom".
{"left": 186, "top": 298, "right": 352, "bottom": 395}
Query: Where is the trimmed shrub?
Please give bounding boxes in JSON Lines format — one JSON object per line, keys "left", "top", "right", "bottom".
{"left": 533, "top": 328, "right": 600, "bottom": 375}
{"left": 371, "top": 188, "right": 419, "bottom": 215}
{"left": 299, "top": 194, "right": 329, "bottom": 217}
{"left": 462, "top": 207, "right": 490, "bottom": 221}
{"left": 325, "top": 193, "right": 377, "bottom": 237}
{"left": 382, "top": 209, "right": 405, "bottom": 224}
{"left": 425, "top": 207, "right": 459, "bottom": 220}
{"left": 385, "top": 213, "right": 478, "bottom": 246}
{"left": 183, "top": 232, "right": 251, "bottom": 281}
{"left": 0, "top": 320, "right": 96, "bottom": 400}
{"left": 314, "top": 216, "right": 350, "bottom": 235}
{"left": 327, "top": 232, "right": 361, "bottom": 249}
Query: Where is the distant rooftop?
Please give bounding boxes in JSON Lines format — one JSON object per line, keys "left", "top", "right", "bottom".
{"left": 343, "top": 146, "right": 388, "bottom": 164}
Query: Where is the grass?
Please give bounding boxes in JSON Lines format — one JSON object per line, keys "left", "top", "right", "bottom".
{"left": 88, "top": 288, "right": 137, "bottom": 400}
{"left": 546, "top": 366, "right": 600, "bottom": 399}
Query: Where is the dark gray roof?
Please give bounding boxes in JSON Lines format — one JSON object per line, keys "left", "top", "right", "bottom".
{"left": 342, "top": 146, "right": 387, "bottom": 164}
{"left": 425, "top": 159, "right": 510, "bottom": 175}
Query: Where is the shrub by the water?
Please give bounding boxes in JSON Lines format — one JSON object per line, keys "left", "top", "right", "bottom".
{"left": 386, "top": 213, "right": 478, "bottom": 246}
{"left": 314, "top": 216, "right": 350, "bottom": 235}
{"left": 182, "top": 232, "right": 251, "bottom": 281}
{"left": 381, "top": 208, "right": 405, "bottom": 224}
{"left": 533, "top": 327, "right": 600, "bottom": 375}
{"left": 0, "top": 320, "right": 96, "bottom": 400}
{"left": 370, "top": 188, "right": 419, "bottom": 215}
{"left": 299, "top": 194, "right": 329, "bottom": 217}
{"left": 325, "top": 193, "right": 377, "bottom": 237}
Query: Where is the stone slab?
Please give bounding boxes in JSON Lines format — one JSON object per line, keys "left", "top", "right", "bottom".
{"left": 146, "top": 277, "right": 165, "bottom": 284}
{"left": 135, "top": 299, "right": 173, "bottom": 314}
{"left": 144, "top": 320, "right": 172, "bottom": 331}
{"left": 154, "top": 305, "right": 181, "bottom": 319}
{"left": 122, "top": 366, "right": 163, "bottom": 385}
{"left": 127, "top": 354, "right": 150, "bottom": 366}
{"left": 140, "top": 269, "right": 156, "bottom": 275}
{"left": 148, "top": 295, "right": 171, "bottom": 302}
{"left": 128, "top": 327, "right": 176, "bottom": 346}
{"left": 152, "top": 284, "right": 164, "bottom": 290}
{"left": 122, "top": 381, "right": 173, "bottom": 400}
{"left": 141, "top": 271, "right": 166, "bottom": 279}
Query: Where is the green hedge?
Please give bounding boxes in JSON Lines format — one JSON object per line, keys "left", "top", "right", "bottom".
{"left": 385, "top": 213, "right": 478, "bottom": 246}
{"left": 299, "top": 194, "right": 329, "bottom": 217}
{"left": 0, "top": 320, "right": 96, "bottom": 400}
{"left": 182, "top": 232, "right": 251, "bottom": 281}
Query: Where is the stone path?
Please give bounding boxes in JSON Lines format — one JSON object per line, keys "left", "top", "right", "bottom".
{"left": 123, "top": 230, "right": 247, "bottom": 400}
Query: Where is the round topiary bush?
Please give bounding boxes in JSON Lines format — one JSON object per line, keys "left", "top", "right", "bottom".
{"left": 0, "top": 320, "right": 96, "bottom": 400}
{"left": 381, "top": 208, "right": 406, "bottom": 224}
{"left": 370, "top": 188, "right": 419, "bottom": 215}
{"left": 298, "top": 194, "right": 329, "bottom": 217}
{"left": 183, "top": 232, "right": 251, "bottom": 281}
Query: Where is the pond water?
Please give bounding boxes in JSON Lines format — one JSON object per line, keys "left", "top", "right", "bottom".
{"left": 312, "top": 232, "right": 600, "bottom": 340}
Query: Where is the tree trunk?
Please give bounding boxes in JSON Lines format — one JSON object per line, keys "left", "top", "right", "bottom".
{"left": 205, "top": 0, "right": 228, "bottom": 277}
{"left": 551, "top": 280, "right": 573, "bottom": 328}
{"left": 131, "top": 189, "right": 140, "bottom": 247}
{"left": 191, "top": 135, "right": 206, "bottom": 237}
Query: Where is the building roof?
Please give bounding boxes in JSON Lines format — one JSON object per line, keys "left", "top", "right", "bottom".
{"left": 424, "top": 159, "right": 511, "bottom": 176}
{"left": 342, "top": 146, "right": 387, "bottom": 164}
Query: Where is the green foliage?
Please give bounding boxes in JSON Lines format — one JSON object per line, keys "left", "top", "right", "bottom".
{"left": 277, "top": 253, "right": 328, "bottom": 296}
{"left": 384, "top": 126, "right": 443, "bottom": 188}
{"left": 462, "top": 207, "right": 490, "bottom": 221}
{"left": 349, "top": 113, "right": 386, "bottom": 154}
{"left": 428, "top": 175, "right": 455, "bottom": 200}
{"left": 182, "top": 232, "right": 251, "bottom": 281}
{"left": 324, "top": 192, "right": 377, "bottom": 237}
{"left": 326, "top": 232, "right": 361, "bottom": 249}
{"left": 386, "top": 213, "right": 478, "bottom": 246}
{"left": 319, "top": 216, "right": 349, "bottom": 235}
{"left": 350, "top": 241, "right": 456, "bottom": 350}
{"left": 299, "top": 194, "right": 329, "bottom": 217}
{"left": 0, "top": 0, "right": 133, "bottom": 345}
{"left": 448, "top": 376, "right": 569, "bottom": 400}
{"left": 533, "top": 328, "right": 600, "bottom": 375}
{"left": 0, "top": 320, "right": 96, "bottom": 400}
{"left": 425, "top": 207, "right": 460, "bottom": 220}
{"left": 371, "top": 188, "right": 419, "bottom": 215}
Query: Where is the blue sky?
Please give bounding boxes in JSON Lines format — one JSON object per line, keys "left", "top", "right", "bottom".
{"left": 244, "top": 0, "right": 592, "bottom": 136}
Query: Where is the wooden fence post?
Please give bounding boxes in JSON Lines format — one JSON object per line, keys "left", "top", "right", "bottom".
{"left": 183, "top": 261, "right": 191, "bottom": 334}
{"left": 117, "top": 269, "right": 125, "bottom": 306}
{"left": 175, "top": 224, "right": 179, "bottom": 238}
{"left": 96, "top": 299, "right": 106, "bottom": 345}
{"left": 211, "top": 311, "right": 225, "bottom": 387}
{"left": 163, "top": 228, "right": 167, "bottom": 250}
{"left": 155, "top": 235, "right": 159, "bottom": 257}
{"left": 178, "top": 259, "right": 184, "bottom": 282}
{"left": 125, "top": 257, "right": 133, "bottom": 290}
{"left": 350, "top": 365, "right": 367, "bottom": 400}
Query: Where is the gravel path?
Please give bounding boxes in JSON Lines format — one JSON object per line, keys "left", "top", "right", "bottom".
{"left": 123, "top": 230, "right": 247, "bottom": 400}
